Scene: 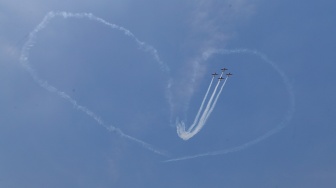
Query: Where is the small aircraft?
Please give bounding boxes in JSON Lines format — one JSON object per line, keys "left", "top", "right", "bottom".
{"left": 211, "top": 72, "right": 218, "bottom": 76}
{"left": 221, "top": 68, "right": 228, "bottom": 72}
{"left": 218, "top": 77, "right": 224, "bottom": 80}
{"left": 226, "top": 73, "right": 233, "bottom": 77}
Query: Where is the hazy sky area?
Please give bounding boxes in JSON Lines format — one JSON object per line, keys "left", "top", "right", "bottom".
{"left": 1, "top": 0, "right": 336, "bottom": 187}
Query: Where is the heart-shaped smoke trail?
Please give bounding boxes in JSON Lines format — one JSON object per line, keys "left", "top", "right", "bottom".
{"left": 19, "top": 11, "right": 295, "bottom": 161}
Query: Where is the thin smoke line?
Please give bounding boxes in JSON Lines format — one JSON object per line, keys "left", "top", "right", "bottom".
{"left": 202, "top": 76, "right": 228, "bottom": 123}
{"left": 197, "top": 72, "right": 223, "bottom": 126}
{"left": 187, "top": 77, "right": 214, "bottom": 132}
{"left": 19, "top": 11, "right": 169, "bottom": 157}
{"left": 189, "top": 74, "right": 222, "bottom": 134}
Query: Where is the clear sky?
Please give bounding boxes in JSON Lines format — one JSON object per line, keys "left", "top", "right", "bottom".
{"left": 1, "top": 0, "right": 336, "bottom": 187}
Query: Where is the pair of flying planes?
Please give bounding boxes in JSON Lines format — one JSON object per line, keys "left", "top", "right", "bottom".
{"left": 212, "top": 68, "right": 232, "bottom": 80}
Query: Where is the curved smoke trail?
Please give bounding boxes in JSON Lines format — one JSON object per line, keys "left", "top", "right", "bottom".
{"left": 177, "top": 71, "right": 229, "bottom": 140}
{"left": 20, "top": 11, "right": 170, "bottom": 157}
{"left": 165, "top": 48, "right": 295, "bottom": 162}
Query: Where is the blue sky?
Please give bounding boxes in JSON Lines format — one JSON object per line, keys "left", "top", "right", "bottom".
{"left": 1, "top": 0, "right": 336, "bottom": 187}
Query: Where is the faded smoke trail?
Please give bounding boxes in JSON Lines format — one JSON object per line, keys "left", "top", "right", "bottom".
{"left": 187, "top": 76, "right": 215, "bottom": 132}
{"left": 165, "top": 48, "right": 295, "bottom": 162}
{"left": 19, "top": 11, "right": 169, "bottom": 157}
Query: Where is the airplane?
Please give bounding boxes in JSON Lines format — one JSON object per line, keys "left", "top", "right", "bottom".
{"left": 211, "top": 72, "right": 218, "bottom": 76}
{"left": 221, "top": 68, "right": 228, "bottom": 72}
{"left": 226, "top": 73, "right": 233, "bottom": 77}
{"left": 218, "top": 77, "right": 224, "bottom": 80}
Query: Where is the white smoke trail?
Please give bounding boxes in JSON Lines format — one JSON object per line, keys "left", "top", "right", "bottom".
{"left": 19, "top": 11, "right": 169, "bottom": 157}
{"left": 177, "top": 72, "right": 228, "bottom": 140}
{"left": 202, "top": 76, "right": 228, "bottom": 124}
{"left": 187, "top": 76, "right": 215, "bottom": 132}
{"left": 191, "top": 73, "right": 222, "bottom": 131}
{"left": 165, "top": 48, "right": 295, "bottom": 162}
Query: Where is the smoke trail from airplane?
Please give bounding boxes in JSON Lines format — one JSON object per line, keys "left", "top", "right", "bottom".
{"left": 193, "top": 73, "right": 222, "bottom": 129}
{"left": 177, "top": 71, "right": 229, "bottom": 140}
{"left": 202, "top": 76, "right": 228, "bottom": 124}
{"left": 19, "top": 11, "right": 169, "bottom": 157}
{"left": 187, "top": 76, "right": 215, "bottom": 132}
{"left": 165, "top": 48, "right": 295, "bottom": 162}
